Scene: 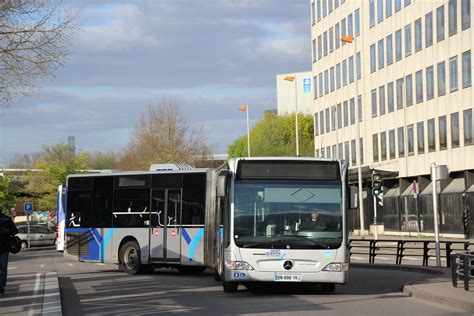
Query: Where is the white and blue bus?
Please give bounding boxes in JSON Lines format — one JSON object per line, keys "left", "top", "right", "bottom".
{"left": 63, "top": 157, "right": 356, "bottom": 292}
{"left": 56, "top": 184, "right": 67, "bottom": 251}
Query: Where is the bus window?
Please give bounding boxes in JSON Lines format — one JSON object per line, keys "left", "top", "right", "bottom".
{"left": 181, "top": 173, "right": 206, "bottom": 225}
{"left": 113, "top": 189, "right": 150, "bottom": 228}
{"left": 93, "top": 177, "right": 113, "bottom": 228}
{"left": 152, "top": 174, "right": 183, "bottom": 189}
{"left": 67, "top": 191, "right": 92, "bottom": 228}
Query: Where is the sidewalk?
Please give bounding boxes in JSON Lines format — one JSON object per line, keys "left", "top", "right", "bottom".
{"left": 0, "top": 272, "right": 62, "bottom": 316}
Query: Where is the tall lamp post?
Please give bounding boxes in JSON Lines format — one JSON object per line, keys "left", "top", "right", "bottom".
{"left": 238, "top": 106, "right": 251, "bottom": 157}
{"left": 341, "top": 35, "right": 365, "bottom": 236}
{"left": 284, "top": 75, "right": 300, "bottom": 157}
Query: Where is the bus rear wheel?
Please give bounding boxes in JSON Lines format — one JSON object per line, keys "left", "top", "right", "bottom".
{"left": 119, "top": 241, "right": 142, "bottom": 275}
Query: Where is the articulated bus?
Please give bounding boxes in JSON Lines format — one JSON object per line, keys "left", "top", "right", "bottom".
{"left": 56, "top": 184, "right": 67, "bottom": 251}
{"left": 63, "top": 157, "right": 355, "bottom": 292}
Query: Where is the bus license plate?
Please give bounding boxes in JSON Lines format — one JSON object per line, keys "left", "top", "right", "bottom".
{"left": 274, "top": 274, "right": 302, "bottom": 282}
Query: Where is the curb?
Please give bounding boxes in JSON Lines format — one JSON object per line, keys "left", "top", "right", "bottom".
{"left": 350, "top": 262, "right": 445, "bottom": 275}
{"left": 42, "top": 272, "right": 63, "bottom": 316}
{"left": 403, "top": 283, "right": 474, "bottom": 313}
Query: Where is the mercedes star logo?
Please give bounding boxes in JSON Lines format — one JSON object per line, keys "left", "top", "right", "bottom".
{"left": 283, "top": 260, "right": 293, "bottom": 270}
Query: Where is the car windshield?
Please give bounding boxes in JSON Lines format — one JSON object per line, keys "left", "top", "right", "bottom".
{"left": 233, "top": 179, "right": 343, "bottom": 249}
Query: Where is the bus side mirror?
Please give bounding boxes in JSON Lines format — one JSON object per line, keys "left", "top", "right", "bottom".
{"left": 217, "top": 170, "right": 230, "bottom": 198}
{"left": 349, "top": 186, "right": 359, "bottom": 209}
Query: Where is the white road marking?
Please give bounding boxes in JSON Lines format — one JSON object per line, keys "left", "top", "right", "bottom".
{"left": 8, "top": 266, "right": 17, "bottom": 270}
{"left": 96, "top": 263, "right": 105, "bottom": 266}
{"left": 30, "top": 273, "right": 42, "bottom": 315}
{"left": 40, "top": 264, "right": 45, "bottom": 268}
{"left": 68, "top": 263, "right": 74, "bottom": 267}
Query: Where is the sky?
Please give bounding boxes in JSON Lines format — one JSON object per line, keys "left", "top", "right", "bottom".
{"left": 0, "top": 0, "right": 311, "bottom": 167}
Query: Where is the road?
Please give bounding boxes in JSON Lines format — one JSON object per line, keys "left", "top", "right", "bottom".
{"left": 6, "top": 247, "right": 471, "bottom": 315}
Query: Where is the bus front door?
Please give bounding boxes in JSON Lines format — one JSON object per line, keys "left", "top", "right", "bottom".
{"left": 150, "top": 189, "right": 181, "bottom": 262}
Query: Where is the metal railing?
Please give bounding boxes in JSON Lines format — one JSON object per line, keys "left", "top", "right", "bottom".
{"left": 349, "top": 238, "right": 474, "bottom": 267}
{"left": 451, "top": 252, "right": 474, "bottom": 291}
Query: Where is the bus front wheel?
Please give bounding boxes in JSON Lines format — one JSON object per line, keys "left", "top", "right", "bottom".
{"left": 119, "top": 241, "right": 142, "bottom": 275}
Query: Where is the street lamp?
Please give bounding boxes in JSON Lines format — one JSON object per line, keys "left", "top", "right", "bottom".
{"left": 284, "top": 75, "right": 300, "bottom": 156}
{"left": 340, "top": 35, "right": 366, "bottom": 237}
{"left": 238, "top": 105, "right": 251, "bottom": 157}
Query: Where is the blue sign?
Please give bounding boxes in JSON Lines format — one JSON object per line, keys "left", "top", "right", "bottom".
{"left": 24, "top": 202, "right": 33, "bottom": 215}
{"left": 233, "top": 272, "right": 246, "bottom": 279}
{"left": 303, "top": 78, "right": 311, "bottom": 93}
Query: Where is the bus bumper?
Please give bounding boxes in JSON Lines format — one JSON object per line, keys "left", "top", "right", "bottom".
{"left": 225, "top": 269, "right": 348, "bottom": 284}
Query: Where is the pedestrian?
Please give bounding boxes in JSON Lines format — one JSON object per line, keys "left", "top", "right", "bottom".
{"left": 0, "top": 209, "right": 18, "bottom": 296}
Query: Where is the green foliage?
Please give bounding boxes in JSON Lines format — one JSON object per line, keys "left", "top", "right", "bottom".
{"left": 0, "top": 175, "right": 17, "bottom": 214}
{"left": 86, "top": 151, "right": 117, "bottom": 170}
{"left": 227, "top": 112, "right": 314, "bottom": 158}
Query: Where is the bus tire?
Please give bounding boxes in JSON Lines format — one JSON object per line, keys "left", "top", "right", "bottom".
{"left": 214, "top": 270, "right": 221, "bottom": 281}
{"left": 222, "top": 281, "right": 238, "bottom": 293}
{"left": 119, "top": 241, "right": 142, "bottom": 275}
{"left": 321, "top": 283, "right": 335, "bottom": 292}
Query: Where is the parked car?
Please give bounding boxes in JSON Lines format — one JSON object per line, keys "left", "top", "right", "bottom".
{"left": 17, "top": 225, "right": 56, "bottom": 249}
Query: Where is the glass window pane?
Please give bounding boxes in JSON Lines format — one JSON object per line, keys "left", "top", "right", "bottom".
{"left": 319, "top": 73, "right": 323, "bottom": 97}
{"left": 320, "top": 110, "right": 324, "bottom": 134}
{"left": 388, "top": 81, "right": 394, "bottom": 112}
{"left": 358, "top": 95, "right": 363, "bottom": 122}
{"left": 323, "top": 0, "right": 327, "bottom": 16}
{"left": 351, "top": 139, "right": 357, "bottom": 165}
{"left": 378, "top": 0, "right": 384, "bottom": 23}
{"left": 360, "top": 138, "right": 364, "bottom": 164}
{"left": 324, "top": 70, "right": 329, "bottom": 94}
{"left": 349, "top": 56, "right": 355, "bottom": 83}
{"left": 395, "top": 0, "right": 401, "bottom": 12}
{"left": 373, "top": 134, "right": 379, "bottom": 162}
{"left": 337, "top": 103, "right": 342, "bottom": 128}
{"left": 325, "top": 108, "right": 330, "bottom": 133}
{"left": 338, "top": 143, "right": 343, "bottom": 159}
{"left": 329, "top": 27, "right": 334, "bottom": 52}
{"left": 329, "top": 0, "right": 333, "bottom": 13}
{"left": 314, "top": 112, "right": 319, "bottom": 136}
{"left": 182, "top": 173, "right": 206, "bottom": 225}
{"left": 387, "top": 34, "right": 393, "bottom": 65}
{"left": 348, "top": 13, "right": 353, "bottom": 37}
{"left": 343, "top": 100, "right": 349, "bottom": 127}
{"left": 406, "top": 74, "right": 413, "bottom": 106}
{"left": 330, "top": 66, "right": 335, "bottom": 92}
{"left": 389, "top": 129, "right": 396, "bottom": 159}
{"left": 405, "top": 24, "right": 412, "bottom": 57}
{"left": 416, "top": 70, "right": 423, "bottom": 103}
{"left": 396, "top": 78, "right": 404, "bottom": 109}
{"left": 356, "top": 52, "right": 362, "bottom": 80}
{"left": 344, "top": 141, "right": 350, "bottom": 163}
{"left": 381, "top": 131, "right": 387, "bottom": 160}
{"left": 428, "top": 118, "right": 436, "bottom": 151}
{"left": 449, "top": 0, "right": 457, "bottom": 36}
{"left": 379, "top": 85, "right": 386, "bottom": 115}
{"left": 407, "top": 124, "right": 414, "bottom": 155}
{"left": 350, "top": 98, "right": 356, "bottom": 125}
{"left": 386, "top": 0, "right": 392, "bottom": 17}
{"left": 450, "top": 56, "right": 458, "bottom": 92}
{"left": 462, "top": 0, "right": 471, "bottom": 30}
{"left": 463, "top": 50, "right": 472, "bottom": 88}
{"left": 395, "top": 29, "right": 402, "bottom": 61}
{"left": 336, "top": 63, "right": 341, "bottom": 89}
{"left": 426, "top": 65, "right": 435, "bottom": 100}
{"left": 370, "top": 44, "right": 376, "bottom": 73}
{"left": 438, "top": 61, "right": 446, "bottom": 96}
{"left": 426, "top": 12, "right": 433, "bottom": 47}
{"left": 398, "top": 127, "right": 405, "bottom": 157}
{"left": 371, "top": 89, "right": 377, "bottom": 117}
{"left": 415, "top": 18, "right": 422, "bottom": 52}
{"left": 318, "top": 35, "right": 322, "bottom": 60}
{"left": 370, "top": 0, "right": 375, "bottom": 27}
{"left": 451, "top": 112, "right": 460, "bottom": 147}
{"left": 464, "top": 109, "right": 473, "bottom": 145}
{"left": 313, "top": 76, "right": 318, "bottom": 99}
{"left": 341, "top": 18, "right": 347, "bottom": 40}
{"left": 343, "top": 59, "right": 348, "bottom": 85}
{"left": 331, "top": 105, "right": 337, "bottom": 131}
{"left": 439, "top": 115, "right": 447, "bottom": 150}
{"left": 437, "top": 5, "right": 445, "bottom": 42}
{"left": 335, "top": 23, "right": 340, "bottom": 49}
{"left": 317, "top": 0, "right": 322, "bottom": 21}
{"left": 417, "top": 122, "right": 425, "bottom": 154}
{"left": 405, "top": 0, "right": 411, "bottom": 6}
{"left": 355, "top": 9, "right": 361, "bottom": 36}
{"left": 378, "top": 39, "right": 385, "bottom": 69}
{"left": 323, "top": 31, "right": 328, "bottom": 56}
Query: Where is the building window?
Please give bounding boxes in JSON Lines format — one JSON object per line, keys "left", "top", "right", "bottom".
{"left": 379, "top": 85, "right": 386, "bottom": 115}
{"left": 404, "top": 0, "right": 411, "bottom": 6}
{"left": 355, "top": 9, "right": 361, "bottom": 36}
{"left": 329, "top": 27, "right": 334, "bottom": 52}
{"left": 344, "top": 141, "right": 350, "bottom": 162}
{"left": 330, "top": 66, "right": 335, "bottom": 92}
{"left": 349, "top": 56, "right": 355, "bottom": 83}
{"left": 386, "top": 34, "right": 393, "bottom": 65}
{"left": 350, "top": 98, "right": 356, "bottom": 125}
{"left": 358, "top": 95, "right": 363, "bottom": 122}
{"left": 360, "top": 138, "right": 364, "bottom": 164}
{"left": 439, "top": 115, "right": 447, "bottom": 150}
{"left": 462, "top": 0, "right": 471, "bottom": 30}
{"left": 356, "top": 52, "right": 361, "bottom": 80}
{"left": 370, "top": 0, "right": 375, "bottom": 27}
{"left": 398, "top": 127, "right": 405, "bottom": 157}
{"left": 370, "top": 44, "right": 376, "bottom": 73}
{"left": 321, "top": 148, "right": 325, "bottom": 157}
{"left": 464, "top": 109, "right": 473, "bottom": 145}
{"left": 373, "top": 134, "right": 379, "bottom": 162}
{"left": 312, "top": 39, "right": 317, "bottom": 63}
{"left": 426, "top": 12, "right": 433, "bottom": 47}
{"left": 320, "top": 110, "right": 325, "bottom": 135}
{"left": 396, "top": 78, "right": 403, "bottom": 109}
{"left": 371, "top": 89, "right": 377, "bottom": 117}
{"left": 428, "top": 118, "right": 436, "bottom": 151}
{"left": 317, "top": 35, "right": 322, "bottom": 60}
{"left": 463, "top": 50, "right": 472, "bottom": 88}
{"left": 313, "top": 76, "right": 318, "bottom": 100}
{"left": 415, "top": 70, "right": 423, "bottom": 103}
{"left": 389, "top": 129, "right": 396, "bottom": 159}
{"left": 323, "top": 31, "right": 328, "bottom": 56}
{"left": 387, "top": 81, "right": 394, "bottom": 112}
{"left": 336, "top": 63, "right": 341, "bottom": 89}
{"left": 451, "top": 112, "right": 460, "bottom": 147}
{"left": 335, "top": 0, "right": 339, "bottom": 9}
{"left": 312, "top": 2, "right": 316, "bottom": 25}
{"left": 351, "top": 139, "right": 357, "bottom": 165}
{"left": 405, "top": 24, "right": 412, "bottom": 57}
{"left": 437, "top": 5, "right": 445, "bottom": 42}
{"left": 331, "top": 105, "right": 337, "bottom": 131}
{"left": 323, "top": 0, "right": 327, "bottom": 17}
{"left": 337, "top": 103, "right": 342, "bottom": 128}
{"left": 341, "top": 17, "right": 347, "bottom": 42}
{"left": 426, "top": 65, "right": 435, "bottom": 100}
{"left": 343, "top": 100, "right": 349, "bottom": 127}
{"left": 335, "top": 23, "right": 340, "bottom": 49}
{"left": 314, "top": 112, "right": 319, "bottom": 136}
{"left": 325, "top": 108, "right": 330, "bottom": 133}
{"left": 449, "top": 0, "right": 457, "bottom": 36}
{"left": 415, "top": 18, "right": 422, "bottom": 52}
{"left": 417, "top": 122, "right": 425, "bottom": 154}
{"left": 395, "top": 29, "right": 402, "bottom": 62}
{"left": 449, "top": 56, "right": 458, "bottom": 92}
{"left": 319, "top": 73, "right": 323, "bottom": 97}
{"left": 395, "top": 0, "right": 401, "bottom": 12}
{"left": 378, "top": 39, "right": 385, "bottom": 69}
{"left": 407, "top": 124, "right": 414, "bottom": 155}
{"left": 332, "top": 145, "right": 337, "bottom": 159}
{"left": 378, "top": 0, "right": 384, "bottom": 23}
{"left": 338, "top": 143, "right": 343, "bottom": 159}
{"left": 406, "top": 74, "right": 413, "bottom": 106}
{"left": 386, "top": 0, "right": 392, "bottom": 18}
{"left": 317, "top": 0, "right": 322, "bottom": 21}
{"left": 381, "top": 131, "right": 387, "bottom": 161}
{"left": 324, "top": 70, "right": 329, "bottom": 94}
{"left": 326, "top": 146, "right": 331, "bottom": 159}
{"left": 329, "top": 0, "right": 333, "bottom": 13}
{"left": 348, "top": 13, "right": 354, "bottom": 37}
{"left": 342, "top": 59, "right": 348, "bottom": 86}
{"left": 438, "top": 61, "right": 446, "bottom": 96}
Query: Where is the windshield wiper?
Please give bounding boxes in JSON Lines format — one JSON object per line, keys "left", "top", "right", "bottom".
{"left": 285, "top": 235, "right": 329, "bottom": 248}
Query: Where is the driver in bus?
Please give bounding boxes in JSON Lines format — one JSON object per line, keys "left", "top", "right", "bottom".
{"left": 299, "top": 210, "right": 329, "bottom": 231}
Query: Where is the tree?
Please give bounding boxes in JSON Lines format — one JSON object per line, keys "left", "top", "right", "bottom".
{"left": 0, "top": 175, "right": 17, "bottom": 214}
{"left": 8, "top": 152, "right": 40, "bottom": 169}
{"left": 227, "top": 112, "right": 314, "bottom": 157}
{"left": 86, "top": 151, "right": 118, "bottom": 170}
{"left": 0, "top": 0, "right": 77, "bottom": 108}
{"left": 118, "top": 101, "right": 213, "bottom": 170}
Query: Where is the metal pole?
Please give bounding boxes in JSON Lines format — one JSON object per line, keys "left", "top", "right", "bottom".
{"left": 431, "top": 162, "right": 441, "bottom": 267}
{"left": 27, "top": 214, "right": 30, "bottom": 249}
{"left": 373, "top": 195, "right": 378, "bottom": 239}
{"left": 294, "top": 77, "right": 300, "bottom": 157}
{"left": 246, "top": 106, "right": 250, "bottom": 157}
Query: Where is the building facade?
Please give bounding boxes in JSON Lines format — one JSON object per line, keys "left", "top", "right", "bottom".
{"left": 310, "top": 0, "right": 474, "bottom": 236}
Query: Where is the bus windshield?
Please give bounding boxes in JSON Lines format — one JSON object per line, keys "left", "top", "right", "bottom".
{"left": 233, "top": 179, "right": 343, "bottom": 249}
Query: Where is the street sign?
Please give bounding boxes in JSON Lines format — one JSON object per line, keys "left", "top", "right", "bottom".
{"left": 24, "top": 202, "right": 33, "bottom": 215}
{"left": 303, "top": 78, "right": 311, "bottom": 93}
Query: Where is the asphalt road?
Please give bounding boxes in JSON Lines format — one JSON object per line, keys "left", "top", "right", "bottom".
{"left": 7, "top": 247, "right": 471, "bottom": 315}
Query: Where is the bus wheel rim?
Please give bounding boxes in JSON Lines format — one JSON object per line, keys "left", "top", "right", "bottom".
{"left": 125, "top": 248, "right": 137, "bottom": 268}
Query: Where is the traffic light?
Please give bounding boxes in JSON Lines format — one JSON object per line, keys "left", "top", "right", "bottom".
{"left": 372, "top": 172, "right": 383, "bottom": 197}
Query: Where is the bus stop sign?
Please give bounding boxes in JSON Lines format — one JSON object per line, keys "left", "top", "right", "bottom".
{"left": 24, "top": 202, "right": 33, "bottom": 215}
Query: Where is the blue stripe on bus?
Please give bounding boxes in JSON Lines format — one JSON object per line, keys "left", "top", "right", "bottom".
{"left": 100, "top": 228, "right": 116, "bottom": 262}
{"left": 181, "top": 228, "right": 192, "bottom": 245}
{"left": 188, "top": 228, "right": 204, "bottom": 262}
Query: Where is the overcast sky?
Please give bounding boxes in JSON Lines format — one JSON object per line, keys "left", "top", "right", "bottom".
{"left": 0, "top": 0, "right": 310, "bottom": 166}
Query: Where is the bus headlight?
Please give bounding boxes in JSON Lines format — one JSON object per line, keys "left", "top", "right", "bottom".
{"left": 225, "top": 261, "right": 254, "bottom": 270}
{"left": 322, "top": 263, "right": 349, "bottom": 272}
